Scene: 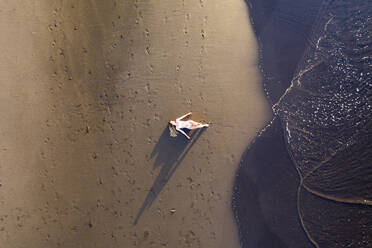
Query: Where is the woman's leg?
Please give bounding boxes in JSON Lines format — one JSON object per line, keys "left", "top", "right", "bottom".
{"left": 188, "top": 120, "right": 209, "bottom": 129}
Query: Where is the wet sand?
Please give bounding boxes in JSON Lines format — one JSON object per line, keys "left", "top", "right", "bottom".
{"left": 0, "top": 0, "right": 271, "bottom": 247}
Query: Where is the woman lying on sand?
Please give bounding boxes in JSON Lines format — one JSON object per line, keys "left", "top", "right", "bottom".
{"left": 169, "top": 112, "right": 209, "bottom": 139}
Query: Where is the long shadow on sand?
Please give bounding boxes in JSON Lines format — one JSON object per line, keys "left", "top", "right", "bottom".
{"left": 134, "top": 127, "right": 205, "bottom": 225}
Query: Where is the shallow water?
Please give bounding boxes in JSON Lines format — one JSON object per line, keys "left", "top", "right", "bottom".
{"left": 0, "top": 0, "right": 271, "bottom": 247}
{"left": 233, "top": 0, "right": 372, "bottom": 247}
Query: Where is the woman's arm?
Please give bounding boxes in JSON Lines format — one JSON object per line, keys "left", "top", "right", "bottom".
{"left": 176, "top": 112, "right": 192, "bottom": 121}
{"left": 176, "top": 127, "right": 190, "bottom": 139}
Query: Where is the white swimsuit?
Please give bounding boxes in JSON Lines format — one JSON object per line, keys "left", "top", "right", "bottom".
{"left": 175, "top": 120, "right": 193, "bottom": 130}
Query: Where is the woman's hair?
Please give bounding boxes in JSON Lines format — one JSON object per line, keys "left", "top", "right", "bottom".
{"left": 168, "top": 122, "right": 178, "bottom": 137}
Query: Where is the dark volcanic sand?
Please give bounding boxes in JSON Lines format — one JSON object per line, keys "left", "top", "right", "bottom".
{"left": 233, "top": 0, "right": 372, "bottom": 247}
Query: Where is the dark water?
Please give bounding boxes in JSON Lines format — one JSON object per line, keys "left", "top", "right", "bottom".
{"left": 233, "top": 0, "right": 372, "bottom": 247}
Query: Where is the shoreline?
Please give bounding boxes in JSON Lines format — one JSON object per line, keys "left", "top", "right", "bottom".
{"left": 233, "top": 1, "right": 372, "bottom": 247}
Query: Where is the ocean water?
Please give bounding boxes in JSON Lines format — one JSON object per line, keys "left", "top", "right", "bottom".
{"left": 233, "top": 0, "right": 372, "bottom": 247}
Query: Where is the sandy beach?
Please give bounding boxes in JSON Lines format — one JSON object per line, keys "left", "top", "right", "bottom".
{"left": 0, "top": 0, "right": 271, "bottom": 247}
